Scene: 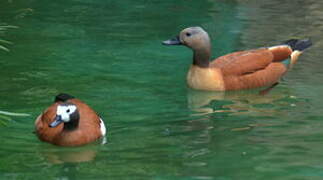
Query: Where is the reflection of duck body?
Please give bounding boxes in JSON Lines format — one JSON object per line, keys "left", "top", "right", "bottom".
{"left": 41, "top": 147, "right": 97, "bottom": 164}
{"left": 187, "top": 89, "right": 289, "bottom": 116}
{"left": 163, "top": 27, "right": 312, "bottom": 91}
{"left": 35, "top": 93, "right": 106, "bottom": 146}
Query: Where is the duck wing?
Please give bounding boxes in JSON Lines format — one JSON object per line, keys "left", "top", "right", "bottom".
{"left": 210, "top": 49, "right": 275, "bottom": 76}
{"left": 222, "top": 62, "right": 287, "bottom": 90}
{"left": 210, "top": 47, "right": 293, "bottom": 90}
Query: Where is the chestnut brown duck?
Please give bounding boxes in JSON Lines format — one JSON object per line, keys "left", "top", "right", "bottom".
{"left": 35, "top": 93, "right": 106, "bottom": 146}
{"left": 163, "top": 27, "right": 312, "bottom": 91}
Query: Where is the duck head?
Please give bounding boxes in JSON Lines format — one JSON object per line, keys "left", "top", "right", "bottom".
{"left": 49, "top": 103, "right": 80, "bottom": 130}
{"left": 163, "top": 27, "right": 211, "bottom": 68}
{"left": 163, "top": 27, "right": 211, "bottom": 50}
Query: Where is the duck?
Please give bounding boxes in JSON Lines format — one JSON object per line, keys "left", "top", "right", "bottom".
{"left": 163, "top": 27, "right": 312, "bottom": 91}
{"left": 34, "top": 93, "right": 106, "bottom": 146}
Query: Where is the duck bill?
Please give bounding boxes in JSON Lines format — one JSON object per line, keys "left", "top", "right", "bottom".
{"left": 162, "top": 36, "right": 182, "bottom": 45}
{"left": 49, "top": 115, "right": 63, "bottom": 128}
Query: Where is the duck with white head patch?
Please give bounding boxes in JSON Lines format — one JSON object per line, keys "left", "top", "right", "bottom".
{"left": 35, "top": 93, "right": 106, "bottom": 146}
{"left": 163, "top": 27, "right": 312, "bottom": 91}
{"left": 49, "top": 103, "right": 79, "bottom": 129}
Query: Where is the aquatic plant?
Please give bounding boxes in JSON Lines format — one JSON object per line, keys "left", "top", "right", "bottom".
{"left": 0, "top": 110, "right": 30, "bottom": 126}
{"left": 0, "top": 24, "right": 18, "bottom": 52}
{"left": 0, "top": 114, "right": 11, "bottom": 126}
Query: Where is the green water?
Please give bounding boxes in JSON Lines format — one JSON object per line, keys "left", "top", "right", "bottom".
{"left": 0, "top": 0, "right": 322, "bottom": 179}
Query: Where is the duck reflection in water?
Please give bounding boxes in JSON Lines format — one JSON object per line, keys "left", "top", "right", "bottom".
{"left": 187, "top": 86, "right": 292, "bottom": 117}
{"left": 39, "top": 144, "right": 101, "bottom": 164}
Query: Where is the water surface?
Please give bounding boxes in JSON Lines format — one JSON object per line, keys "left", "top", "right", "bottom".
{"left": 0, "top": 0, "right": 323, "bottom": 179}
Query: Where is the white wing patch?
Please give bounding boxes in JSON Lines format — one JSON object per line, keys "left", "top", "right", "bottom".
{"left": 100, "top": 118, "right": 107, "bottom": 145}
{"left": 100, "top": 118, "right": 106, "bottom": 136}
{"left": 268, "top": 45, "right": 290, "bottom": 50}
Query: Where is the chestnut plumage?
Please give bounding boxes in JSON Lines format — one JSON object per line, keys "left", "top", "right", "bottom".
{"left": 163, "top": 27, "right": 312, "bottom": 91}
{"left": 35, "top": 93, "right": 106, "bottom": 146}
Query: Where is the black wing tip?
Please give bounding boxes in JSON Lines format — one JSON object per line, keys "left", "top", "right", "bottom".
{"left": 54, "top": 93, "right": 75, "bottom": 102}
{"left": 284, "top": 38, "right": 312, "bottom": 51}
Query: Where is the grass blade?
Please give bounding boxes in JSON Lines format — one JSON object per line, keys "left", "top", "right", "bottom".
{"left": 0, "top": 110, "right": 30, "bottom": 117}
{"left": 0, "top": 39, "right": 12, "bottom": 44}
{"left": 0, "top": 45, "right": 9, "bottom": 52}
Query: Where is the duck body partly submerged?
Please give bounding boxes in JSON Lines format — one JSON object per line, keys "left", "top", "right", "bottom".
{"left": 163, "top": 27, "right": 312, "bottom": 91}
{"left": 35, "top": 93, "right": 106, "bottom": 146}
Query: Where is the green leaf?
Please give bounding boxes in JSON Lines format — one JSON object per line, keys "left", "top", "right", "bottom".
{"left": 0, "top": 39, "right": 12, "bottom": 44}
{"left": 0, "top": 45, "right": 9, "bottom": 52}
{"left": 0, "top": 110, "right": 30, "bottom": 116}
{"left": 0, "top": 25, "right": 18, "bottom": 29}
{"left": 0, "top": 114, "right": 12, "bottom": 121}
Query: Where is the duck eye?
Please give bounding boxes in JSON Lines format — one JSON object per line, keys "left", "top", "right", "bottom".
{"left": 66, "top": 109, "right": 70, "bottom": 113}
{"left": 186, "top": 32, "right": 191, "bottom": 37}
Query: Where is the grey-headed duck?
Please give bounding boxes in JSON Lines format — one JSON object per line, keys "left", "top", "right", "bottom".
{"left": 163, "top": 27, "right": 312, "bottom": 91}
{"left": 35, "top": 93, "right": 106, "bottom": 146}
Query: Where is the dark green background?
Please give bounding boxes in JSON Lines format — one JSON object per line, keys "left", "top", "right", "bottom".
{"left": 0, "top": 0, "right": 322, "bottom": 179}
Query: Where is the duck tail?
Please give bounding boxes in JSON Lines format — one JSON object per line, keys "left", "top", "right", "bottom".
{"left": 282, "top": 38, "right": 312, "bottom": 68}
{"left": 55, "top": 93, "right": 75, "bottom": 102}
{"left": 283, "top": 39, "right": 312, "bottom": 52}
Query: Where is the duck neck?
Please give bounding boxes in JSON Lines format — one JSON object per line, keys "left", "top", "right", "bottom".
{"left": 63, "top": 111, "right": 80, "bottom": 131}
{"left": 193, "top": 47, "right": 211, "bottom": 68}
